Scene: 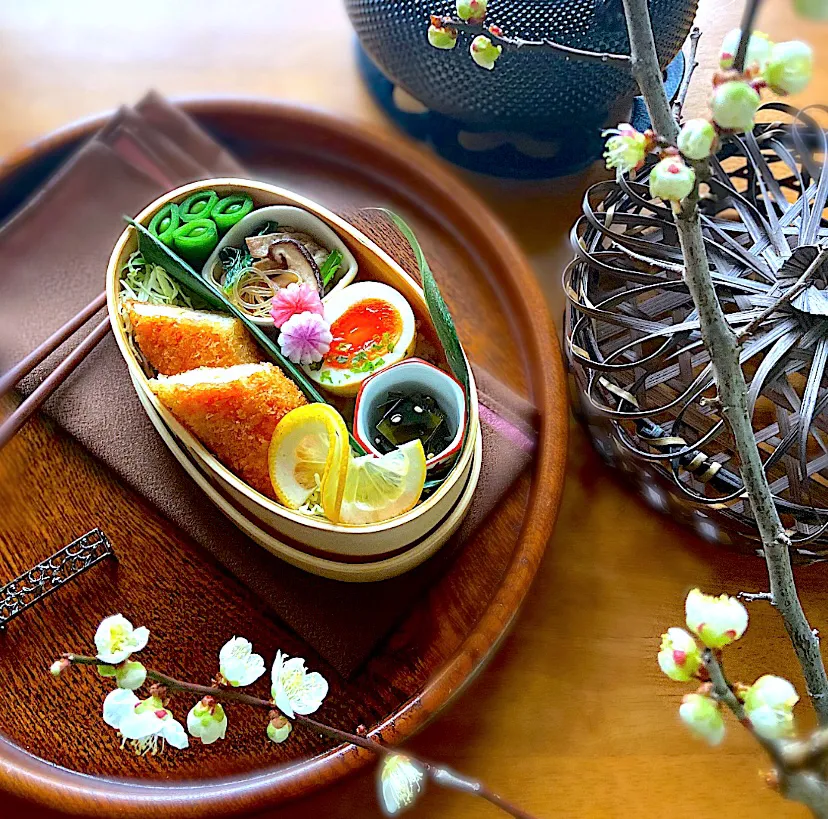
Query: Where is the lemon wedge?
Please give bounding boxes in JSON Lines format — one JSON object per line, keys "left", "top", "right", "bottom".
{"left": 268, "top": 404, "right": 349, "bottom": 515}
{"left": 338, "top": 440, "right": 427, "bottom": 525}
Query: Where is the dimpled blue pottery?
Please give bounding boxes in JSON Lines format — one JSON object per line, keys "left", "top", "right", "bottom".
{"left": 347, "top": 0, "right": 697, "bottom": 178}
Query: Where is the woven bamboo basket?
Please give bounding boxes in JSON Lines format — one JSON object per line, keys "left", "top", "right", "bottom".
{"left": 565, "top": 104, "right": 828, "bottom": 561}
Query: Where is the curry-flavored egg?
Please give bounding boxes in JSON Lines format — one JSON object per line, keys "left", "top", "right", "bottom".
{"left": 303, "top": 282, "right": 416, "bottom": 396}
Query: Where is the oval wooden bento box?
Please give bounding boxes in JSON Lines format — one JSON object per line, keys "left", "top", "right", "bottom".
{"left": 0, "top": 99, "right": 568, "bottom": 819}
{"left": 106, "top": 179, "right": 482, "bottom": 574}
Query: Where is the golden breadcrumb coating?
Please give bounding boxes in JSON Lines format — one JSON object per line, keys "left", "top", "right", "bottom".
{"left": 125, "top": 300, "right": 261, "bottom": 375}
{"left": 150, "top": 363, "right": 307, "bottom": 498}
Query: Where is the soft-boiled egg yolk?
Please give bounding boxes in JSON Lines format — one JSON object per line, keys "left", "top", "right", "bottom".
{"left": 303, "top": 282, "right": 416, "bottom": 396}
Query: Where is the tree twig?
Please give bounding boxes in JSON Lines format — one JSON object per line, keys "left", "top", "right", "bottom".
{"left": 704, "top": 650, "right": 828, "bottom": 817}
{"left": 63, "top": 654, "right": 537, "bottom": 819}
{"left": 432, "top": 15, "right": 631, "bottom": 66}
{"left": 672, "top": 27, "right": 702, "bottom": 121}
{"left": 703, "top": 649, "right": 785, "bottom": 765}
{"left": 737, "top": 246, "right": 828, "bottom": 340}
{"left": 620, "top": 0, "right": 828, "bottom": 725}
{"left": 738, "top": 591, "right": 774, "bottom": 603}
{"left": 734, "top": 0, "right": 763, "bottom": 73}
{"left": 620, "top": 0, "right": 679, "bottom": 143}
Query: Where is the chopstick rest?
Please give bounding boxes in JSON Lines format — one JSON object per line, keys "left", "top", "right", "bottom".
{"left": 0, "top": 528, "right": 116, "bottom": 630}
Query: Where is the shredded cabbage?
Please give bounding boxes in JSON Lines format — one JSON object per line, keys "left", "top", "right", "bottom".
{"left": 120, "top": 250, "right": 193, "bottom": 307}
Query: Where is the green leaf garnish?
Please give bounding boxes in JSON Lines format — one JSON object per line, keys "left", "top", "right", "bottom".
{"left": 381, "top": 211, "right": 470, "bottom": 398}
{"left": 320, "top": 249, "right": 343, "bottom": 290}
{"left": 125, "top": 217, "right": 366, "bottom": 455}
{"left": 377, "top": 210, "right": 471, "bottom": 480}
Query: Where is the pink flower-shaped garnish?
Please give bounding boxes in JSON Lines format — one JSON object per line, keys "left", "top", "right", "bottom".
{"left": 270, "top": 283, "right": 324, "bottom": 329}
{"left": 278, "top": 311, "right": 332, "bottom": 365}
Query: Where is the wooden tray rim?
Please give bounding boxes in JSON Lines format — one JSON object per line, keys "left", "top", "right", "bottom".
{"left": 0, "top": 96, "right": 569, "bottom": 818}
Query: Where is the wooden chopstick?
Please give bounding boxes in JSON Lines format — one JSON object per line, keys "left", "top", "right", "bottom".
{"left": 0, "top": 317, "right": 111, "bottom": 451}
{"left": 0, "top": 291, "right": 107, "bottom": 400}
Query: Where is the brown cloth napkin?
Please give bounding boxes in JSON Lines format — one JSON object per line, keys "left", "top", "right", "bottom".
{"left": 0, "top": 93, "right": 537, "bottom": 677}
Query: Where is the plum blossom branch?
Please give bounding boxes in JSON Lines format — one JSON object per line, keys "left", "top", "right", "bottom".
{"left": 702, "top": 649, "right": 786, "bottom": 767}
{"left": 58, "top": 651, "right": 538, "bottom": 819}
{"left": 734, "top": 0, "right": 763, "bottom": 73}
{"left": 431, "top": 15, "right": 632, "bottom": 66}
{"left": 738, "top": 245, "right": 828, "bottom": 340}
{"left": 672, "top": 27, "right": 702, "bottom": 121}
{"left": 620, "top": 0, "right": 828, "bottom": 726}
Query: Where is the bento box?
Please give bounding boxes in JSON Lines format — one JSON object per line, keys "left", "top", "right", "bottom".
{"left": 106, "top": 179, "right": 481, "bottom": 570}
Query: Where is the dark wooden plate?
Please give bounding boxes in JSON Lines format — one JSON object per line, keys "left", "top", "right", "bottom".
{"left": 0, "top": 98, "right": 568, "bottom": 817}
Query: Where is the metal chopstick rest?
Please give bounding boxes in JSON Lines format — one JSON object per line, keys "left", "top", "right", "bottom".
{"left": 0, "top": 528, "right": 116, "bottom": 629}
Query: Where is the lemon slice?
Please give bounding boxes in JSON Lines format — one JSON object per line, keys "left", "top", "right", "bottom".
{"left": 268, "top": 404, "right": 349, "bottom": 513}
{"left": 338, "top": 440, "right": 427, "bottom": 525}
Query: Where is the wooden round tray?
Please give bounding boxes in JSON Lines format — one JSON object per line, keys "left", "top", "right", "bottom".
{"left": 0, "top": 99, "right": 568, "bottom": 817}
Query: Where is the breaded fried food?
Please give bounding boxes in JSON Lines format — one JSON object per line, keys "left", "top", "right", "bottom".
{"left": 150, "top": 363, "right": 307, "bottom": 498}
{"left": 125, "top": 300, "right": 261, "bottom": 375}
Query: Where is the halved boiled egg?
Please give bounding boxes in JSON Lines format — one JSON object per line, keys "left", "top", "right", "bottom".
{"left": 303, "top": 281, "right": 416, "bottom": 396}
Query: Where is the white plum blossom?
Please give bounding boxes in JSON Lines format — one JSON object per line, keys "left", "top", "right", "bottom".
{"left": 649, "top": 157, "right": 696, "bottom": 202}
{"left": 103, "top": 688, "right": 188, "bottom": 755}
{"left": 744, "top": 675, "right": 800, "bottom": 740}
{"left": 427, "top": 24, "right": 458, "bottom": 50}
{"left": 456, "top": 0, "right": 487, "bottom": 23}
{"left": 685, "top": 588, "right": 748, "bottom": 648}
{"left": 603, "top": 124, "right": 649, "bottom": 174}
{"left": 679, "top": 693, "right": 726, "bottom": 745}
{"left": 677, "top": 119, "right": 718, "bottom": 160}
{"left": 795, "top": 0, "right": 828, "bottom": 21}
{"left": 710, "top": 81, "right": 761, "bottom": 132}
{"left": 719, "top": 28, "right": 773, "bottom": 71}
{"left": 470, "top": 35, "right": 501, "bottom": 70}
{"left": 658, "top": 628, "right": 702, "bottom": 682}
{"left": 219, "top": 637, "right": 266, "bottom": 687}
{"left": 49, "top": 659, "right": 69, "bottom": 677}
{"left": 378, "top": 754, "right": 425, "bottom": 815}
{"left": 764, "top": 41, "right": 814, "bottom": 95}
{"left": 267, "top": 714, "right": 293, "bottom": 744}
{"left": 270, "top": 650, "right": 329, "bottom": 718}
{"left": 187, "top": 697, "right": 228, "bottom": 745}
{"left": 95, "top": 614, "right": 150, "bottom": 665}
{"left": 115, "top": 661, "right": 147, "bottom": 691}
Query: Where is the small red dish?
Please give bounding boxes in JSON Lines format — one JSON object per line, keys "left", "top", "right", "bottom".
{"left": 353, "top": 357, "right": 467, "bottom": 469}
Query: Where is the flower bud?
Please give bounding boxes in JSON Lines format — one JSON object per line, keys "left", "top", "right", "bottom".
{"left": 603, "top": 124, "right": 649, "bottom": 174}
{"left": 795, "top": 0, "right": 828, "bottom": 20}
{"left": 677, "top": 118, "right": 718, "bottom": 160}
{"left": 743, "top": 675, "right": 799, "bottom": 739}
{"left": 685, "top": 588, "right": 748, "bottom": 648}
{"left": 470, "top": 35, "right": 502, "bottom": 70}
{"left": 456, "top": 0, "right": 487, "bottom": 22}
{"left": 115, "top": 661, "right": 147, "bottom": 691}
{"left": 710, "top": 81, "right": 760, "bottom": 132}
{"left": 187, "top": 697, "right": 228, "bottom": 745}
{"left": 649, "top": 157, "right": 696, "bottom": 202}
{"left": 679, "top": 693, "right": 725, "bottom": 745}
{"left": 49, "top": 658, "right": 70, "bottom": 677}
{"left": 719, "top": 29, "right": 773, "bottom": 71}
{"left": 267, "top": 714, "right": 292, "bottom": 744}
{"left": 763, "top": 41, "right": 813, "bottom": 95}
{"left": 427, "top": 24, "right": 458, "bottom": 51}
{"left": 658, "top": 628, "right": 702, "bottom": 682}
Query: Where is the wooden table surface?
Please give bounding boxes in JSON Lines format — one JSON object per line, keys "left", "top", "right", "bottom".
{"left": 0, "top": 1, "right": 825, "bottom": 817}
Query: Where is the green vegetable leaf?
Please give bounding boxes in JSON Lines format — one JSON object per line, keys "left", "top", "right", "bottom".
{"left": 380, "top": 211, "right": 470, "bottom": 398}
{"left": 320, "top": 249, "right": 344, "bottom": 290}
{"left": 126, "top": 217, "right": 366, "bottom": 454}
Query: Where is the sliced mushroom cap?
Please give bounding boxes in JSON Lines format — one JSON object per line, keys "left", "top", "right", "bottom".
{"left": 246, "top": 233, "right": 280, "bottom": 258}
{"left": 266, "top": 239, "right": 322, "bottom": 293}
